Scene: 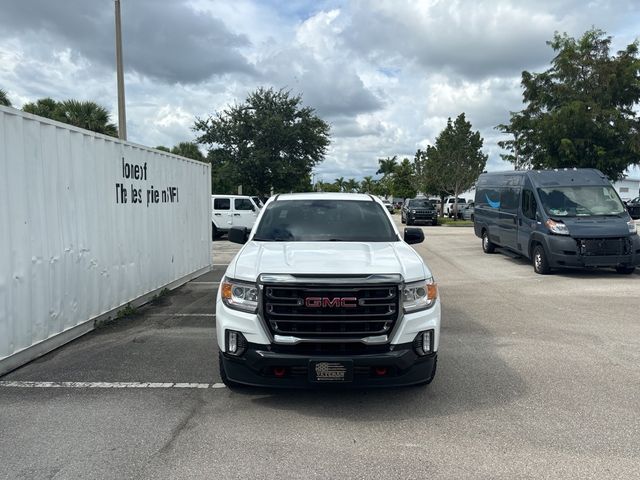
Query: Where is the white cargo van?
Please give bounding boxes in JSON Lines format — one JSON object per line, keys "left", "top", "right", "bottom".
{"left": 211, "top": 195, "right": 261, "bottom": 239}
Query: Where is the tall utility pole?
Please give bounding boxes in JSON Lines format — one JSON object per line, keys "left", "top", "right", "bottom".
{"left": 115, "top": 0, "right": 127, "bottom": 140}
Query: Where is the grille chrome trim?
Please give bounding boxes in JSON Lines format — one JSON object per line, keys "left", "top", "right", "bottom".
{"left": 262, "top": 279, "right": 401, "bottom": 342}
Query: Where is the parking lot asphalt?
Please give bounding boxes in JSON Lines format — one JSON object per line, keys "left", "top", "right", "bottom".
{"left": 1, "top": 217, "right": 639, "bottom": 479}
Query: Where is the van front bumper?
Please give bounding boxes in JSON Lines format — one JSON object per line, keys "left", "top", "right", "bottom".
{"left": 545, "top": 235, "right": 640, "bottom": 268}
{"left": 221, "top": 343, "right": 437, "bottom": 388}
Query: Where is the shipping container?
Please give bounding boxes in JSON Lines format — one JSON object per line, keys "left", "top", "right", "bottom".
{"left": 0, "top": 106, "right": 212, "bottom": 375}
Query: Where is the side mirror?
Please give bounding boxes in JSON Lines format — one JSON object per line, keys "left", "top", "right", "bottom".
{"left": 228, "top": 226, "right": 249, "bottom": 244}
{"left": 404, "top": 227, "right": 424, "bottom": 245}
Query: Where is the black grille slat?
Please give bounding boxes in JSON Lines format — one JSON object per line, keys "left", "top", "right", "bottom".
{"left": 579, "top": 238, "right": 629, "bottom": 256}
{"left": 263, "top": 283, "right": 399, "bottom": 339}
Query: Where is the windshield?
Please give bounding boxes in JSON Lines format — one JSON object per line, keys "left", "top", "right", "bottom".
{"left": 253, "top": 200, "right": 398, "bottom": 242}
{"left": 537, "top": 186, "right": 625, "bottom": 217}
{"left": 408, "top": 199, "right": 434, "bottom": 208}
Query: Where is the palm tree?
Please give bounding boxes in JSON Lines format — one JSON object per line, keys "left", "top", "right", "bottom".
{"left": 360, "top": 176, "right": 375, "bottom": 193}
{"left": 171, "top": 142, "right": 205, "bottom": 161}
{"left": 0, "top": 89, "right": 11, "bottom": 107}
{"left": 334, "top": 177, "right": 346, "bottom": 192}
{"left": 22, "top": 98, "right": 60, "bottom": 119}
{"left": 345, "top": 178, "right": 360, "bottom": 193}
{"left": 57, "top": 100, "right": 118, "bottom": 137}
{"left": 376, "top": 156, "right": 398, "bottom": 178}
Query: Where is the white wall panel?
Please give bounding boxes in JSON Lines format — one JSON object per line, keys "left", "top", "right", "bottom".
{"left": 0, "top": 107, "right": 211, "bottom": 373}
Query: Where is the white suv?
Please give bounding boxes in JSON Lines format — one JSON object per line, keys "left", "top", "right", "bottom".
{"left": 211, "top": 195, "right": 261, "bottom": 239}
{"left": 216, "top": 193, "right": 441, "bottom": 388}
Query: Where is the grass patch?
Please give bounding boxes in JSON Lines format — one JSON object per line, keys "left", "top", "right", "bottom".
{"left": 438, "top": 217, "right": 473, "bottom": 227}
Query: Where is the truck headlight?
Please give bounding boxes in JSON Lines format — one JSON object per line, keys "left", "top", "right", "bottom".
{"left": 403, "top": 278, "right": 438, "bottom": 313}
{"left": 221, "top": 277, "right": 258, "bottom": 313}
{"left": 628, "top": 219, "right": 637, "bottom": 234}
{"left": 545, "top": 219, "right": 569, "bottom": 235}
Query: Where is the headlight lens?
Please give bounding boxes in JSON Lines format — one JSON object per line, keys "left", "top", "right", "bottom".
{"left": 411, "top": 209, "right": 416, "bottom": 214}
{"left": 403, "top": 277, "right": 438, "bottom": 313}
{"left": 545, "top": 219, "right": 569, "bottom": 235}
{"left": 221, "top": 277, "right": 258, "bottom": 313}
{"left": 628, "top": 219, "right": 637, "bottom": 234}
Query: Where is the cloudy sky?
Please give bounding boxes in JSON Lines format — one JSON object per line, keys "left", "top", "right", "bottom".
{"left": 1, "top": 0, "right": 639, "bottom": 182}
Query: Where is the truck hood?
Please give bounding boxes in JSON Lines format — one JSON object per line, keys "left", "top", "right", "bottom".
{"left": 558, "top": 216, "right": 632, "bottom": 238}
{"left": 229, "top": 241, "right": 430, "bottom": 283}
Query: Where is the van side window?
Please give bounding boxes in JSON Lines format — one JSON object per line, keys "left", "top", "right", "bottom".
{"left": 235, "top": 198, "right": 253, "bottom": 211}
{"left": 522, "top": 189, "right": 537, "bottom": 220}
{"left": 477, "top": 188, "right": 501, "bottom": 209}
{"left": 500, "top": 188, "right": 518, "bottom": 213}
{"left": 213, "top": 198, "right": 230, "bottom": 210}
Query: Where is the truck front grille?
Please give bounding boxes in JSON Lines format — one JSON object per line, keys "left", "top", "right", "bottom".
{"left": 263, "top": 284, "right": 399, "bottom": 339}
{"left": 578, "top": 238, "right": 630, "bottom": 256}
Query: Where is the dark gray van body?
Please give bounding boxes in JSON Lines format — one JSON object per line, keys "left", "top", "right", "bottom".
{"left": 474, "top": 169, "right": 640, "bottom": 272}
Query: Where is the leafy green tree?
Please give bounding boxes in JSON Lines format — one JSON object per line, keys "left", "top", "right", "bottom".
{"left": 423, "top": 113, "right": 487, "bottom": 217}
{"left": 334, "top": 177, "right": 346, "bottom": 192}
{"left": 194, "top": 87, "right": 330, "bottom": 196}
{"left": 56, "top": 100, "right": 118, "bottom": 137}
{"left": 345, "top": 178, "right": 360, "bottom": 193}
{"left": 155, "top": 145, "right": 171, "bottom": 152}
{"left": 23, "top": 98, "right": 60, "bottom": 119}
{"left": 359, "top": 176, "right": 375, "bottom": 193}
{"left": 391, "top": 158, "right": 417, "bottom": 199}
{"left": 0, "top": 89, "right": 11, "bottom": 107}
{"left": 171, "top": 142, "right": 205, "bottom": 161}
{"left": 497, "top": 28, "right": 640, "bottom": 180}
{"left": 317, "top": 180, "right": 340, "bottom": 192}
{"left": 22, "top": 98, "right": 118, "bottom": 137}
{"left": 376, "top": 156, "right": 398, "bottom": 178}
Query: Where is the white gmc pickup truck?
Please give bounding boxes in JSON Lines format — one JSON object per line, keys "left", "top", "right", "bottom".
{"left": 216, "top": 193, "right": 441, "bottom": 388}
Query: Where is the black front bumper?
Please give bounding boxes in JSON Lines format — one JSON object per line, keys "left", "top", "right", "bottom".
{"left": 221, "top": 343, "right": 437, "bottom": 388}
{"left": 545, "top": 235, "right": 640, "bottom": 268}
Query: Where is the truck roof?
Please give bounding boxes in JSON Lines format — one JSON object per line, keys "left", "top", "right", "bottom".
{"left": 274, "top": 192, "right": 376, "bottom": 201}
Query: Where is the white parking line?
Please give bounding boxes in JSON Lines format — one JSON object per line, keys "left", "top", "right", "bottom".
{"left": 0, "top": 381, "right": 226, "bottom": 389}
{"left": 147, "top": 313, "right": 216, "bottom": 317}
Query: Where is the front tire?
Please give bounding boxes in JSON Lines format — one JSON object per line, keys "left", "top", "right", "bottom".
{"left": 482, "top": 230, "right": 496, "bottom": 253}
{"left": 533, "top": 244, "right": 551, "bottom": 274}
{"left": 212, "top": 223, "right": 218, "bottom": 241}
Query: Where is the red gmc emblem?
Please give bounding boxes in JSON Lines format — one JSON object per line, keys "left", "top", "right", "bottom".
{"left": 305, "top": 297, "right": 357, "bottom": 308}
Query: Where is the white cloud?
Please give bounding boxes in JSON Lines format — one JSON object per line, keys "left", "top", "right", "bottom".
{"left": 1, "top": 0, "right": 638, "bottom": 181}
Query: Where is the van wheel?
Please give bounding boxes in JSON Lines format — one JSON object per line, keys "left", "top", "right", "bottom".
{"left": 615, "top": 265, "right": 636, "bottom": 274}
{"left": 212, "top": 223, "right": 218, "bottom": 241}
{"left": 482, "top": 231, "right": 495, "bottom": 253}
{"left": 533, "top": 244, "right": 551, "bottom": 274}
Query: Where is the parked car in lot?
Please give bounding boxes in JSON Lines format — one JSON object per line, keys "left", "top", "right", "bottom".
{"left": 474, "top": 169, "right": 640, "bottom": 274}
{"left": 443, "top": 197, "right": 466, "bottom": 218}
{"left": 218, "top": 193, "right": 441, "bottom": 388}
{"left": 382, "top": 199, "right": 395, "bottom": 214}
{"left": 211, "top": 194, "right": 261, "bottom": 239}
{"left": 626, "top": 196, "right": 640, "bottom": 219}
{"left": 461, "top": 202, "right": 475, "bottom": 221}
{"left": 402, "top": 198, "right": 438, "bottom": 226}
